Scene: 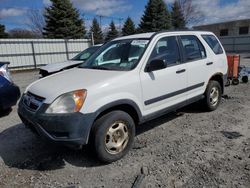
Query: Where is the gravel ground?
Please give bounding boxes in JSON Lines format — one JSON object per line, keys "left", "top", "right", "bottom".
{"left": 0, "top": 55, "right": 250, "bottom": 188}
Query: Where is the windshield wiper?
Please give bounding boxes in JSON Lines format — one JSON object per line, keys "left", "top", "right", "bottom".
{"left": 81, "top": 66, "right": 111, "bottom": 70}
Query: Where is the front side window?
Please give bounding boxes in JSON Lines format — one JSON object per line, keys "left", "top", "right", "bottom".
{"left": 149, "top": 36, "right": 180, "bottom": 66}
{"left": 79, "top": 39, "right": 149, "bottom": 71}
{"left": 202, "top": 35, "right": 224, "bottom": 55}
{"left": 180, "top": 35, "right": 206, "bottom": 61}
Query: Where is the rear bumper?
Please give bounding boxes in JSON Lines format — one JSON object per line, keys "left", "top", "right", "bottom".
{"left": 18, "top": 98, "right": 96, "bottom": 147}
{"left": 0, "top": 83, "right": 20, "bottom": 110}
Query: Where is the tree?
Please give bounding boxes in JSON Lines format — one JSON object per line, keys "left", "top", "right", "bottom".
{"left": 0, "top": 24, "right": 8, "bottom": 38}
{"left": 90, "top": 18, "right": 103, "bottom": 44}
{"left": 27, "top": 9, "right": 45, "bottom": 37}
{"left": 171, "top": 0, "right": 186, "bottom": 29}
{"left": 8, "top": 29, "right": 36, "bottom": 38}
{"left": 105, "top": 21, "right": 119, "bottom": 42}
{"left": 175, "top": 0, "right": 203, "bottom": 25}
{"left": 139, "top": 0, "right": 171, "bottom": 32}
{"left": 122, "top": 17, "right": 136, "bottom": 36}
{"left": 43, "top": 0, "right": 86, "bottom": 39}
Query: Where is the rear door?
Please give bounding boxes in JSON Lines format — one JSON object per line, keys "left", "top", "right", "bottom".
{"left": 140, "top": 36, "right": 187, "bottom": 115}
{"left": 179, "top": 35, "right": 210, "bottom": 100}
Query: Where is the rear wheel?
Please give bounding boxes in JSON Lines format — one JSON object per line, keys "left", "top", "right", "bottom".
{"left": 232, "top": 78, "right": 239, "bottom": 85}
{"left": 242, "top": 76, "right": 248, "bottom": 83}
{"left": 203, "top": 80, "right": 222, "bottom": 111}
{"left": 92, "top": 111, "right": 135, "bottom": 163}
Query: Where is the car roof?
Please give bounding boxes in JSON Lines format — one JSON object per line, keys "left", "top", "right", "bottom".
{"left": 114, "top": 32, "right": 155, "bottom": 40}
{"left": 114, "top": 30, "right": 214, "bottom": 41}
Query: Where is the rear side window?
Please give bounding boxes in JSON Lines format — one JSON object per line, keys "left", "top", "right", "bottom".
{"left": 180, "top": 35, "right": 206, "bottom": 62}
{"left": 202, "top": 35, "right": 224, "bottom": 55}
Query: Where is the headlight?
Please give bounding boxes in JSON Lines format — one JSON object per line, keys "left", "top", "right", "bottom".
{"left": 46, "top": 89, "right": 87, "bottom": 114}
{"left": 0, "top": 64, "right": 13, "bottom": 83}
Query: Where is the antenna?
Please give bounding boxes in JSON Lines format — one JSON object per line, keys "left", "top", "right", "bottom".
{"left": 96, "top": 15, "right": 104, "bottom": 26}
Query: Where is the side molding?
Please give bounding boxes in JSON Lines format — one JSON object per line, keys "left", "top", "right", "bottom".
{"left": 144, "top": 82, "right": 205, "bottom": 105}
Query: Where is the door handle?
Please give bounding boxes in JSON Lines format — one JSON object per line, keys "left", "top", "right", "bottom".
{"left": 176, "top": 69, "right": 186, "bottom": 74}
{"left": 206, "top": 62, "right": 213, "bottom": 66}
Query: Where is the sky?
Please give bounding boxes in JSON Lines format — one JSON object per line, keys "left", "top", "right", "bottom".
{"left": 0, "top": 0, "right": 250, "bottom": 31}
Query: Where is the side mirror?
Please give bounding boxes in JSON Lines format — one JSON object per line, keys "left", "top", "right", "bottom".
{"left": 145, "top": 59, "right": 166, "bottom": 72}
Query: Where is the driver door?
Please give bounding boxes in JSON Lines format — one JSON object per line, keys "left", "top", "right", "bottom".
{"left": 140, "top": 36, "right": 188, "bottom": 115}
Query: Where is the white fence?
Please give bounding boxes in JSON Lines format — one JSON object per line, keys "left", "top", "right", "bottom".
{"left": 0, "top": 39, "right": 92, "bottom": 69}
{"left": 219, "top": 36, "right": 250, "bottom": 53}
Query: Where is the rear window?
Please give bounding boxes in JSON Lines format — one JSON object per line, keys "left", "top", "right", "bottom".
{"left": 202, "top": 35, "right": 224, "bottom": 55}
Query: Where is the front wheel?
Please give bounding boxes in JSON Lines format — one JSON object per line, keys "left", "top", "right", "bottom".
{"left": 203, "top": 80, "right": 222, "bottom": 111}
{"left": 92, "top": 111, "right": 135, "bottom": 163}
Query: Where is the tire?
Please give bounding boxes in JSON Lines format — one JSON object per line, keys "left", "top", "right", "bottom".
{"left": 203, "top": 80, "right": 222, "bottom": 111}
{"left": 232, "top": 78, "right": 239, "bottom": 85}
{"left": 242, "top": 76, "right": 248, "bottom": 83}
{"left": 225, "top": 79, "right": 231, "bottom": 87}
{"left": 0, "top": 107, "right": 11, "bottom": 115}
{"left": 92, "top": 110, "right": 135, "bottom": 163}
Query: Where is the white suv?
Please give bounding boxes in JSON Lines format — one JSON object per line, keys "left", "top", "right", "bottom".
{"left": 18, "top": 31, "right": 228, "bottom": 162}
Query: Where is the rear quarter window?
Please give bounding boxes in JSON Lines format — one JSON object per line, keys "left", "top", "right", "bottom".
{"left": 202, "top": 35, "right": 224, "bottom": 55}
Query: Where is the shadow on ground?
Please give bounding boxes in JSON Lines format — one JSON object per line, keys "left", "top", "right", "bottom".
{"left": 0, "top": 103, "right": 205, "bottom": 171}
{"left": 0, "top": 123, "right": 104, "bottom": 171}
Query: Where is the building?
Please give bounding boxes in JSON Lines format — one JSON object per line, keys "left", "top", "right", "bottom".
{"left": 193, "top": 19, "right": 250, "bottom": 37}
{"left": 193, "top": 19, "right": 250, "bottom": 53}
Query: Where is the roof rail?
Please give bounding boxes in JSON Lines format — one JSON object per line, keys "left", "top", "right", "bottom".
{"left": 149, "top": 29, "right": 212, "bottom": 39}
{"left": 157, "top": 28, "right": 211, "bottom": 33}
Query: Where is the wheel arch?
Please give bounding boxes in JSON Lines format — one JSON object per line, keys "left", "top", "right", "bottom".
{"left": 94, "top": 99, "right": 142, "bottom": 126}
{"left": 208, "top": 73, "right": 224, "bottom": 94}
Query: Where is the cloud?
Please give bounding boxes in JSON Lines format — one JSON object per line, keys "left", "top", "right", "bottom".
{"left": 164, "top": 0, "right": 175, "bottom": 3}
{"left": 0, "top": 8, "right": 26, "bottom": 19}
{"left": 195, "top": 0, "right": 250, "bottom": 25}
{"left": 43, "top": 0, "right": 51, "bottom": 5}
{"left": 164, "top": 0, "right": 250, "bottom": 26}
{"left": 71, "top": 0, "right": 132, "bottom": 16}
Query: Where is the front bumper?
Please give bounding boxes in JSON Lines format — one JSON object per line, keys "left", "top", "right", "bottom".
{"left": 18, "top": 97, "right": 96, "bottom": 147}
{"left": 0, "top": 83, "right": 20, "bottom": 110}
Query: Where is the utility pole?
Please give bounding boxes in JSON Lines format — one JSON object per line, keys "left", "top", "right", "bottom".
{"left": 118, "top": 18, "right": 124, "bottom": 31}
{"left": 91, "top": 32, "right": 94, "bottom": 45}
{"left": 97, "top": 15, "right": 103, "bottom": 27}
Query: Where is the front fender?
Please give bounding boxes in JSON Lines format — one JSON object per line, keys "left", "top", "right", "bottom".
{"left": 82, "top": 92, "right": 143, "bottom": 115}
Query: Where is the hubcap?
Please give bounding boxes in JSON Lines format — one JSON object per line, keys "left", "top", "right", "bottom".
{"left": 105, "top": 121, "right": 129, "bottom": 154}
{"left": 209, "top": 87, "right": 219, "bottom": 106}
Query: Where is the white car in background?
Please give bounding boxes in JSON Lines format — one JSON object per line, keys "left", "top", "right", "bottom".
{"left": 39, "top": 44, "right": 102, "bottom": 77}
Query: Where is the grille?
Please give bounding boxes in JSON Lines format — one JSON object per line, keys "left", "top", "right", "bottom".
{"left": 23, "top": 92, "right": 45, "bottom": 112}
